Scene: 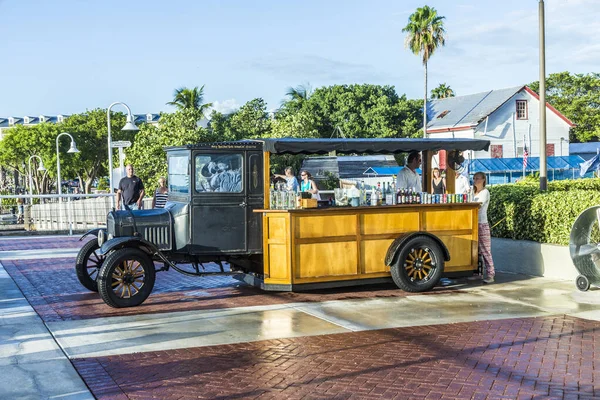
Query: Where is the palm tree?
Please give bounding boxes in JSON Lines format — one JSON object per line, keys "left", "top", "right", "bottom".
{"left": 166, "top": 85, "right": 213, "bottom": 115}
{"left": 402, "top": 6, "right": 447, "bottom": 137}
{"left": 285, "top": 83, "right": 312, "bottom": 102}
{"left": 431, "top": 83, "right": 455, "bottom": 99}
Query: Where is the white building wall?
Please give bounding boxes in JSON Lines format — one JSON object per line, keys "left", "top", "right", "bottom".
{"left": 473, "top": 90, "right": 571, "bottom": 159}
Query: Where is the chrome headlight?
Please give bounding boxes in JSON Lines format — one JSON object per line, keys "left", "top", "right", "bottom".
{"left": 97, "top": 230, "right": 107, "bottom": 247}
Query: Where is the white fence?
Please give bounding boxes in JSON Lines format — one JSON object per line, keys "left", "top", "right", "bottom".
{"left": 0, "top": 194, "right": 154, "bottom": 234}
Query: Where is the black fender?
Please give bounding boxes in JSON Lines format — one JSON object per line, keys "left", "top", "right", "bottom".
{"left": 99, "top": 236, "right": 159, "bottom": 257}
{"left": 79, "top": 228, "right": 106, "bottom": 241}
{"left": 385, "top": 231, "right": 450, "bottom": 267}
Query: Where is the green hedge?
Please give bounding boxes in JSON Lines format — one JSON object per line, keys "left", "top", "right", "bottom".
{"left": 488, "top": 178, "right": 600, "bottom": 245}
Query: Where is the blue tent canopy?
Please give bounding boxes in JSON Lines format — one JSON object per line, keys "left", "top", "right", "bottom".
{"left": 469, "top": 156, "right": 585, "bottom": 173}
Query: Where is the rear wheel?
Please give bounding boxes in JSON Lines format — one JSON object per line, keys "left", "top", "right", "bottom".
{"left": 390, "top": 236, "right": 444, "bottom": 292}
{"left": 75, "top": 239, "right": 104, "bottom": 292}
{"left": 576, "top": 275, "right": 590, "bottom": 292}
{"left": 98, "top": 248, "right": 156, "bottom": 308}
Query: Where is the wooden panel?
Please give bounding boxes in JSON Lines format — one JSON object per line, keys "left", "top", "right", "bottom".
{"left": 267, "top": 216, "right": 288, "bottom": 242}
{"left": 295, "top": 215, "right": 356, "bottom": 238}
{"left": 296, "top": 242, "right": 357, "bottom": 279}
{"left": 438, "top": 234, "right": 476, "bottom": 270}
{"left": 265, "top": 244, "right": 291, "bottom": 284}
{"left": 423, "top": 209, "right": 473, "bottom": 231}
{"left": 362, "top": 239, "right": 394, "bottom": 273}
{"left": 361, "top": 212, "right": 419, "bottom": 235}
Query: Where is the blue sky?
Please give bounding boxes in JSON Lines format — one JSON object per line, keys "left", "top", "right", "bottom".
{"left": 0, "top": 0, "right": 597, "bottom": 116}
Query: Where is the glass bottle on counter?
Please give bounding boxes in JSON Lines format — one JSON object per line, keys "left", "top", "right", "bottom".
{"left": 385, "top": 182, "right": 393, "bottom": 205}
{"left": 370, "top": 186, "right": 378, "bottom": 206}
{"left": 381, "top": 182, "right": 387, "bottom": 206}
{"left": 270, "top": 184, "right": 277, "bottom": 209}
{"left": 360, "top": 180, "right": 366, "bottom": 205}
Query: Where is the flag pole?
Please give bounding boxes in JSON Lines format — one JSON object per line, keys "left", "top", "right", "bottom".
{"left": 523, "top": 134, "right": 527, "bottom": 179}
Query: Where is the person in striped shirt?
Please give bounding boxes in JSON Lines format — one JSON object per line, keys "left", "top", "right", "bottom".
{"left": 152, "top": 176, "right": 169, "bottom": 209}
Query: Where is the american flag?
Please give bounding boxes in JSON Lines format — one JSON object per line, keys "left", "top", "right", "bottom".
{"left": 523, "top": 142, "right": 529, "bottom": 168}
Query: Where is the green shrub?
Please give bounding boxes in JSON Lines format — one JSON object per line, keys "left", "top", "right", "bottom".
{"left": 97, "top": 177, "right": 109, "bottom": 191}
{"left": 489, "top": 178, "right": 600, "bottom": 245}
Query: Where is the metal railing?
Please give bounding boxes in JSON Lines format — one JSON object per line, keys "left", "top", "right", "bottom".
{"left": 0, "top": 194, "right": 153, "bottom": 235}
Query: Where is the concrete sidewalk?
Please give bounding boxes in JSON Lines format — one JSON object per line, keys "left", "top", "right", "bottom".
{"left": 0, "top": 260, "right": 93, "bottom": 400}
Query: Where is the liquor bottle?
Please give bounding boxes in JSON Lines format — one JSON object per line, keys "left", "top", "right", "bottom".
{"left": 370, "top": 186, "right": 378, "bottom": 206}
{"left": 386, "top": 182, "right": 394, "bottom": 205}
{"left": 360, "top": 180, "right": 366, "bottom": 205}
{"left": 381, "top": 182, "right": 387, "bottom": 206}
{"left": 376, "top": 182, "right": 382, "bottom": 206}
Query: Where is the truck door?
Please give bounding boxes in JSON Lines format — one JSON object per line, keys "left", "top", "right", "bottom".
{"left": 246, "top": 151, "right": 263, "bottom": 252}
{"left": 191, "top": 152, "right": 247, "bottom": 253}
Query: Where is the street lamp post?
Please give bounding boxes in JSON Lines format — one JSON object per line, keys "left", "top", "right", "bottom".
{"left": 560, "top": 137, "right": 568, "bottom": 157}
{"left": 55, "top": 132, "right": 80, "bottom": 195}
{"left": 539, "top": 0, "right": 547, "bottom": 190}
{"left": 107, "top": 102, "right": 139, "bottom": 208}
{"left": 28, "top": 155, "right": 46, "bottom": 197}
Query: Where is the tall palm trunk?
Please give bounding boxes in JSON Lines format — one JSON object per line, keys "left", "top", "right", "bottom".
{"left": 423, "top": 61, "right": 428, "bottom": 138}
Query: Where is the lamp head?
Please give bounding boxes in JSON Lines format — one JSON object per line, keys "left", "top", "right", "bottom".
{"left": 122, "top": 114, "right": 139, "bottom": 132}
{"left": 67, "top": 141, "right": 80, "bottom": 154}
{"left": 37, "top": 162, "right": 46, "bottom": 172}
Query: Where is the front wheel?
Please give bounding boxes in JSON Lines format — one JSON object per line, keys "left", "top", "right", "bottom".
{"left": 390, "top": 235, "right": 444, "bottom": 292}
{"left": 97, "top": 248, "right": 156, "bottom": 308}
{"left": 75, "top": 239, "right": 105, "bottom": 292}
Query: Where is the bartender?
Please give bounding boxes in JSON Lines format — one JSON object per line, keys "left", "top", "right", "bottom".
{"left": 455, "top": 168, "right": 471, "bottom": 194}
{"left": 396, "top": 151, "right": 422, "bottom": 192}
{"left": 273, "top": 166, "right": 299, "bottom": 192}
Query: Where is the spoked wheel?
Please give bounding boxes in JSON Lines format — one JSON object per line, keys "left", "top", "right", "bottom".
{"left": 390, "top": 235, "right": 444, "bottom": 292}
{"left": 97, "top": 248, "right": 156, "bottom": 308}
{"left": 75, "top": 239, "right": 105, "bottom": 292}
{"left": 576, "top": 275, "right": 590, "bottom": 292}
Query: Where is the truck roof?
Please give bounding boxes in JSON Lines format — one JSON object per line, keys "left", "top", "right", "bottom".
{"left": 166, "top": 137, "right": 490, "bottom": 155}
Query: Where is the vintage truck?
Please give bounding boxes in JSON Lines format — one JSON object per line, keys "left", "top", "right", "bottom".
{"left": 75, "top": 138, "right": 490, "bottom": 308}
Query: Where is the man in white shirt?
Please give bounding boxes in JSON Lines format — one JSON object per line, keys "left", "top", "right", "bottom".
{"left": 396, "top": 151, "right": 422, "bottom": 192}
{"left": 455, "top": 173, "right": 470, "bottom": 194}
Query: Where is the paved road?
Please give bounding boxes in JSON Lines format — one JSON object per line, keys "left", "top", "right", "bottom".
{"left": 1, "top": 236, "right": 599, "bottom": 399}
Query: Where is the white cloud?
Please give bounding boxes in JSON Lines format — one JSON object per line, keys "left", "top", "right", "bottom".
{"left": 209, "top": 99, "right": 240, "bottom": 115}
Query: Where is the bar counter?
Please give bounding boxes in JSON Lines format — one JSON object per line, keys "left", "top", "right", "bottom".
{"left": 254, "top": 202, "right": 480, "bottom": 290}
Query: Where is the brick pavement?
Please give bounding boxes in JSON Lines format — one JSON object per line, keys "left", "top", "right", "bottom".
{"left": 72, "top": 315, "right": 599, "bottom": 400}
{"left": 0, "top": 235, "right": 85, "bottom": 251}
{"left": 1, "top": 240, "right": 459, "bottom": 323}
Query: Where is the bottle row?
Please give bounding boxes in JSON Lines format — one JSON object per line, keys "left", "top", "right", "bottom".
{"left": 268, "top": 182, "right": 475, "bottom": 210}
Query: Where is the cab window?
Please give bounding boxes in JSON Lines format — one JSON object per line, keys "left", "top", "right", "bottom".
{"left": 195, "top": 153, "right": 243, "bottom": 193}
{"left": 168, "top": 155, "right": 190, "bottom": 194}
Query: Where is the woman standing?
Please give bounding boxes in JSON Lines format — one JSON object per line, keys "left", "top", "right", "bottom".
{"left": 473, "top": 172, "right": 495, "bottom": 283}
{"left": 431, "top": 168, "right": 446, "bottom": 194}
{"left": 151, "top": 177, "right": 169, "bottom": 209}
{"left": 300, "top": 170, "right": 320, "bottom": 200}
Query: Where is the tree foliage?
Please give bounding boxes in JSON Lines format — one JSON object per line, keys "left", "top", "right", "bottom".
{"left": 126, "top": 108, "right": 217, "bottom": 188}
{"left": 431, "top": 83, "right": 455, "bottom": 99}
{"left": 0, "top": 123, "right": 57, "bottom": 193}
{"left": 0, "top": 109, "right": 131, "bottom": 194}
{"left": 529, "top": 72, "right": 600, "bottom": 142}
{"left": 60, "top": 109, "right": 132, "bottom": 193}
{"left": 166, "top": 85, "right": 213, "bottom": 115}
{"left": 299, "top": 84, "right": 422, "bottom": 138}
{"left": 209, "top": 98, "right": 272, "bottom": 141}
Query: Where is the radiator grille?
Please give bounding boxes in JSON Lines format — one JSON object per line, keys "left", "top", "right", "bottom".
{"left": 141, "top": 226, "right": 171, "bottom": 250}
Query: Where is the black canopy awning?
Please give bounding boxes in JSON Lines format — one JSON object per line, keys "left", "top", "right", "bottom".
{"left": 260, "top": 138, "right": 490, "bottom": 155}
